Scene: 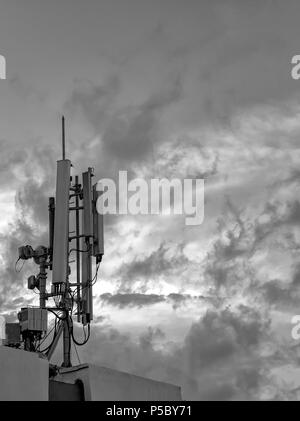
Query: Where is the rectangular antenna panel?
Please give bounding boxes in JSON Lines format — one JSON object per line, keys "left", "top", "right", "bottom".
{"left": 82, "top": 169, "right": 93, "bottom": 237}
{"left": 93, "top": 183, "right": 104, "bottom": 258}
{"left": 81, "top": 237, "right": 93, "bottom": 323}
{"left": 52, "top": 160, "right": 71, "bottom": 284}
{"left": 81, "top": 168, "right": 94, "bottom": 322}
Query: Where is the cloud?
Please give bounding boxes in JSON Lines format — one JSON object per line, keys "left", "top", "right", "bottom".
{"left": 66, "top": 76, "right": 120, "bottom": 133}
{"left": 66, "top": 72, "right": 183, "bottom": 165}
{"left": 259, "top": 262, "right": 300, "bottom": 311}
{"left": 79, "top": 304, "right": 273, "bottom": 400}
{"left": 181, "top": 1, "right": 300, "bottom": 127}
{"left": 117, "top": 242, "right": 189, "bottom": 288}
{"left": 102, "top": 74, "right": 182, "bottom": 161}
{"left": 100, "top": 293, "right": 165, "bottom": 308}
{"left": 99, "top": 292, "right": 205, "bottom": 309}
{"left": 0, "top": 142, "right": 57, "bottom": 313}
{"left": 0, "top": 140, "right": 28, "bottom": 188}
{"left": 2, "top": 0, "right": 300, "bottom": 400}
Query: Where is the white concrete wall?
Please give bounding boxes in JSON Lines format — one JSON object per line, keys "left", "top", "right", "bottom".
{"left": 0, "top": 347, "right": 49, "bottom": 401}
{"left": 0, "top": 316, "right": 5, "bottom": 344}
{"left": 55, "top": 364, "right": 182, "bottom": 401}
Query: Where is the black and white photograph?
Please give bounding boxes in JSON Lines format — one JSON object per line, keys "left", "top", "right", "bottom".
{"left": 0, "top": 0, "right": 300, "bottom": 405}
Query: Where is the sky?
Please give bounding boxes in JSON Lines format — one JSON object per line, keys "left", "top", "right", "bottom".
{"left": 1, "top": 0, "right": 300, "bottom": 400}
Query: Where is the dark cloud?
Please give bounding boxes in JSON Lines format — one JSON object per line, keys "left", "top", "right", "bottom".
{"left": 250, "top": 199, "right": 300, "bottom": 250}
{"left": 100, "top": 293, "right": 165, "bottom": 308}
{"left": 66, "top": 72, "right": 183, "bottom": 164}
{"left": 66, "top": 76, "right": 120, "bottom": 133}
{"left": 102, "top": 74, "right": 182, "bottom": 161}
{"left": 99, "top": 292, "right": 205, "bottom": 309}
{"left": 204, "top": 200, "right": 253, "bottom": 291}
{"left": 261, "top": 280, "right": 293, "bottom": 308}
{"left": 79, "top": 304, "right": 272, "bottom": 400}
{"left": 188, "top": 1, "right": 300, "bottom": 126}
{"left": 118, "top": 243, "right": 189, "bottom": 287}
{"left": 259, "top": 264, "right": 300, "bottom": 310}
{"left": 184, "top": 307, "right": 268, "bottom": 371}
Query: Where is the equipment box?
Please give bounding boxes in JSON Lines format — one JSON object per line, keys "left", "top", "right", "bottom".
{"left": 18, "top": 308, "right": 48, "bottom": 332}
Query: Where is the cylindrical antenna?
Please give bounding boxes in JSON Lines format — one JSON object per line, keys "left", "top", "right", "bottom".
{"left": 62, "top": 115, "right": 66, "bottom": 160}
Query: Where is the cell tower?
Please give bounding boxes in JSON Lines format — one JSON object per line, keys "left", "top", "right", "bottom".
{"left": 15, "top": 117, "right": 104, "bottom": 367}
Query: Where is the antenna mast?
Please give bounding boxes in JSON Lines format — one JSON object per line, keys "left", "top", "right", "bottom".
{"left": 15, "top": 117, "right": 104, "bottom": 368}
{"left": 62, "top": 115, "right": 66, "bottom": 160}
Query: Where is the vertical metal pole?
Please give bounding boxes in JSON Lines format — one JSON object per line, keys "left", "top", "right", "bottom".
{"left": 62, "top": 268, "right": 72, "bottom": 366}
{"left": 62, "top": 246, "right": 72, "bottom": 366}
{"left": 47, "top": 322, "right": 63, "bottom": 361}
{"left": 75, "top": 176, "right": 81, "bottom": 322}
{"left": 48, "top": 198, "right": 55, "bottom": 251}
{"left": 63, "top": 310, "right": 71, "bottom": 367}
{"left": 39, "top": 263, "right": 47, "bottom": 308}
{"left": 62, "top": 116, "right": 66, "bottom": 160}
{"left": 48, "top": 197, "right": 55, "bottom": 270}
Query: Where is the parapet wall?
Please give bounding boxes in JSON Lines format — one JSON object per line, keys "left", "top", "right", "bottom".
{"left": 54, "top": 364, "right": 182, "bottom": 401}
{"left": 0, "top": 346, "right": 49, "bottom": 401}
{"left": 0, "top": 347, "right": 181, "bottom": 401}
